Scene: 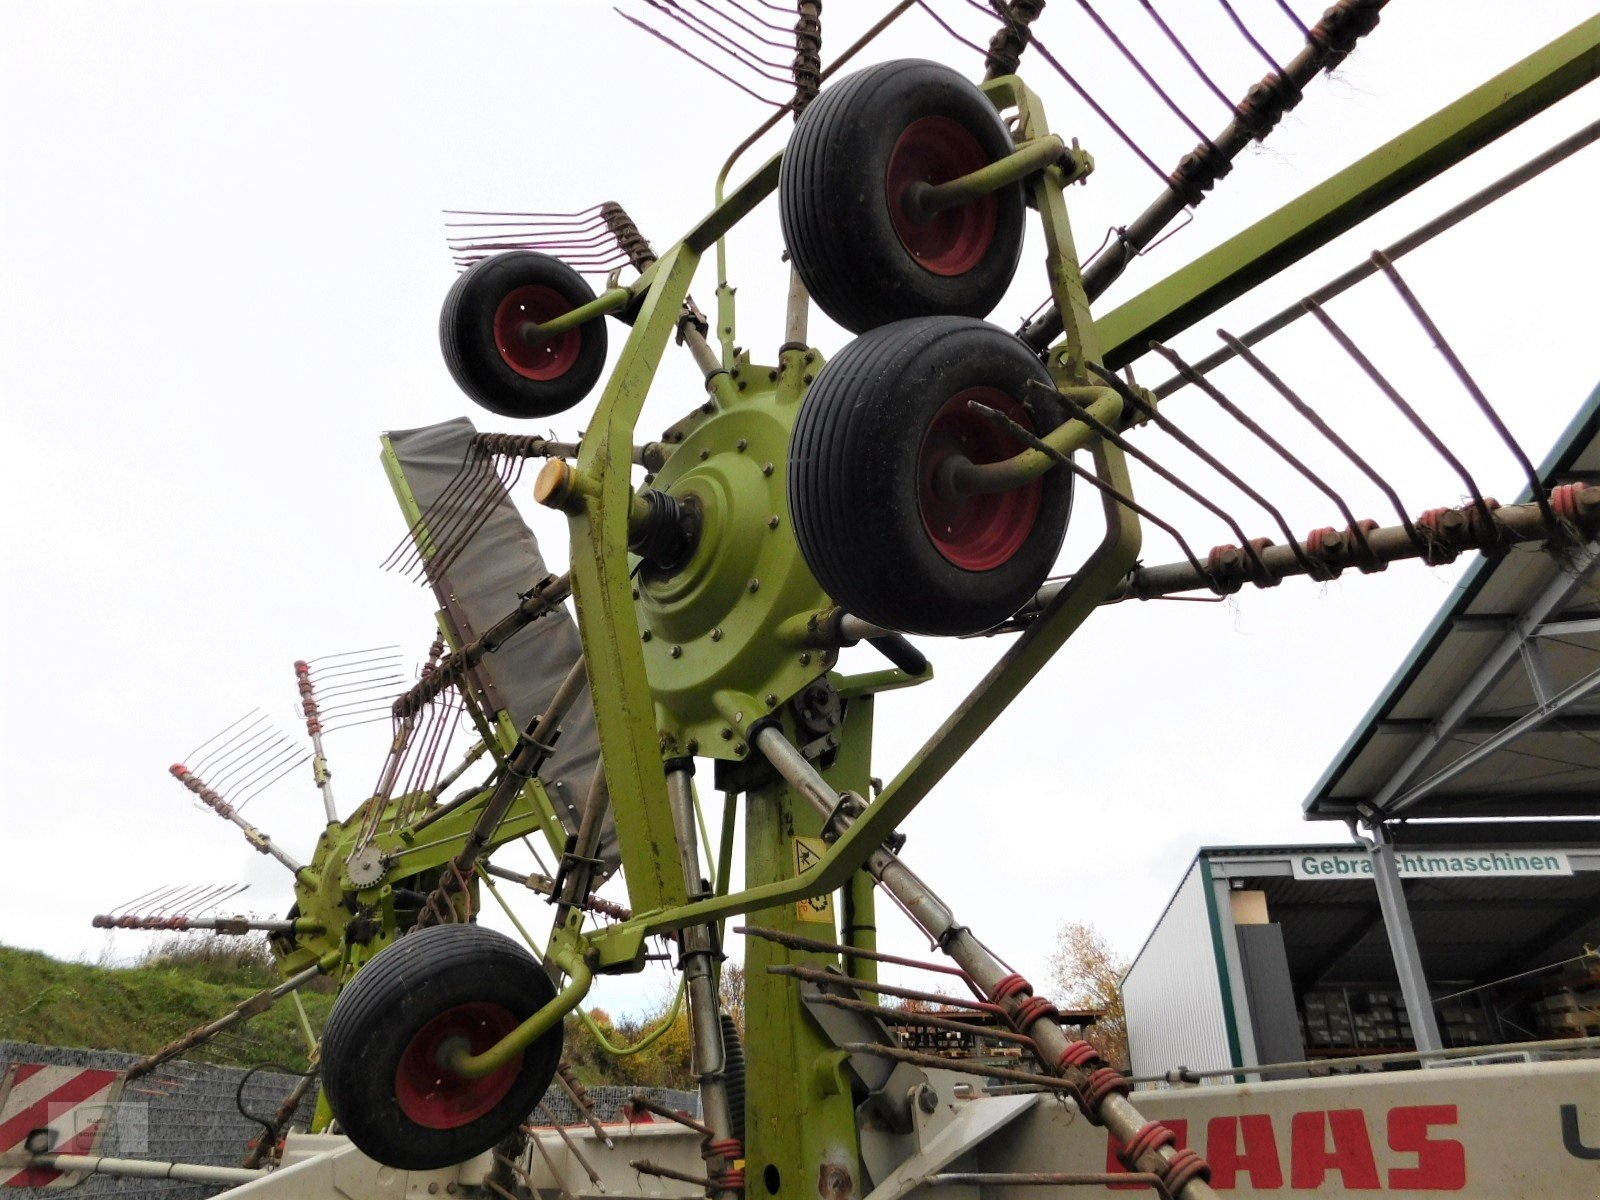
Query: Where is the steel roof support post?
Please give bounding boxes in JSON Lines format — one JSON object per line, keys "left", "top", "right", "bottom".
{"left": 1357, "top": 820, "right": 1442, "bottom": 1054}
{"left": 1365, "top": 545, "right": 1600, "bottom": 815}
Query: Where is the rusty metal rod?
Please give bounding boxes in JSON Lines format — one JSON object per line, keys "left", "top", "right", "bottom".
{"left": 533, "top": 1105, "right": 604, "bottom": 1188}
{"left": 625, "top": 1094, "right": 714, "bottom": 1137}
{"left": 754, "top": 728, "right": 1217, "bottom": 1199}
{"left": 555, "top": 1062, "right": 615, "bottom": 1150}
{"left": 1025, "top": 488, "right": 1600, "bottom": 608}
{"left": 399, "top": 573, "right": 572, "bottom": 727}
{"left": 839, "top": 1041, "right": 1079, "bottom": 1090}
{"left": 1142, "top": 350, "right": 1373, "bottom": 564}
{"left": 418, "top": 656, "right": 588, "bottom": 921}
{"left": 126, "top": 956, "right": 333, "bottom": 1080}
{"left": 809, "top": 993, "right": 1041, "bottom": 1048}
{"left": 90, "top": 914, "right": 312, "bottom": 935}
{"left": 737, "top": 924, "right": 971, "bottom": 976}
{"left": 1130, "top": 353, "right": 1328, "bottom": 579}
{"left": 629, "top": 1160, "right": 717, "bottom": 1189}
{"left": 769, "top": 965, "right": 1001, "bottom": 1014}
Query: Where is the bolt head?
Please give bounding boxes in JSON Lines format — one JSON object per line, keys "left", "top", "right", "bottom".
{"left": 641, "top": 630, "right": 652, "bottom": 642}
{"left": 669, "top": 645, "right": 682, "bottom": 658}
{"left": 747, "top": 578, "right": 760, "bottom": 593}
{"left": 711, "top": 627, "right": 723, "bottom": 641}
{"left": 768, "top": 515, "right": 780, "bottom": 529}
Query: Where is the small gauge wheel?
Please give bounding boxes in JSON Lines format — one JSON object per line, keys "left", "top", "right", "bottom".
{"left": 779, "top": 59, "right": 1025, "bottom": 334}
{"left": 440, "top": 251, "right": 609, "bottom": 419}
{"left": 320, "top": 924, "right": 563, "bottom": 1170}
{"left": 789, "top": 315, "right": 1073, "bottom": 636}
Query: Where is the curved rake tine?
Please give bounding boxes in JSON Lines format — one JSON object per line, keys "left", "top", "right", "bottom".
{"left": 445, "top": 203, "right": 609, "bottom": 220}
{"left": 615, "top": 8, "right": 788, "bottom": 106}
{"left": 967, "top": 398, "right": 1213, "bottom": 586}
{"left": 209, "top": 734, "right": 298, "bottom": 794}
{"left": 190, "top": 713, "right": 273, "bottom": 777}
{"left": 1170, "top": 336, "right": 1373, "bottom": 565}
{"left": 683, "top": 0, "right": 797, "bottom": 50}
{"left": 228, "top": 747, "right": 309, "bottom": 808}
{"left": 1372, "top": 252, "right": 1558, "bottom": 532}
{"left": 236, "top": 754, "right": 313, "bottom": 808}
{"left": 425, "top": 455, "right": 533, "bottom": 582}
{"left": 447, "top": 228, "right": 623, "bottom": 253}
{"left": 1214, "top": 0, "right": 1290, "bottom": 79}
{"left": 966, "top": 0, "right": 1168, "bottom": 184}
{"left": 914, "top": 0, "right": 987, "bottom": 56}
{"left": 1301, "top": 300, "right": 1499, "bottom": 535}
{"left": 1153, "top": 122, "right": 1600, "bottom": 397}
{"left": 1135, "top": 0, "right": 1234, "bottom": 111}
{"left": 1273, "top": 0, "right": 1312, "bottom": 37}
{"left": 1219, "top": 330, "right": 1425, "bottom": 560}
{"left": 641, "top": 0, "right": 800, "bottom": 79}
{"left": 709, "top": 0, "right": 796, "bottom": 37}
{"left": 1077, "top": 0, "right": 1216, "bottom": 144}
{"left": 414, "top": 450, "right": 521, "bottom": 580}
{"left": 183, "top": 709, "right": 265, "bottom": 766}
{"left": 307, "top": 644, "right": 402, "bottom": 666}
{"left": 385, "top": 461, "right": 496, "bottom": 578}
{"left": 382, "top": 440, "right": 496, "bottom": 574}
{"left": 1040, "top": 377, "right": 1271, "bottom": 581}
{"left": 310, "top": 673, "right": 406, "bottom": 703}
{"left": 1098, "top": 357, "right": 1324, "bottom": 579}
{"left": 198, "top": 727, "right": 283, "bottom": 788}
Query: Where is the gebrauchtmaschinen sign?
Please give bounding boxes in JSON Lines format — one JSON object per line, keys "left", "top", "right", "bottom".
{"left": 1291, "top": 850, "right": 1573, "bottom": 881}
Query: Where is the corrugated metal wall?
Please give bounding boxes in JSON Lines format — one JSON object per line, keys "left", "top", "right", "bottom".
{"left": 1121, "top": 861, "right": 1235, "bottom": 1081}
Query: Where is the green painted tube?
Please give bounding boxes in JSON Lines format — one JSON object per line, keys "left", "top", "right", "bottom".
{"left": 447, "top": 948, "right": 593, "bottom": 1078}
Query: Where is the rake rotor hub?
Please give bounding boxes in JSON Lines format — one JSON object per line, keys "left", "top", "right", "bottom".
{"left": 633, "top": 366, "right": 834, "bottom": 760}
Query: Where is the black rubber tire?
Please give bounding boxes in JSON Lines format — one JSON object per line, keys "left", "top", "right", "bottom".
{"left": 779, "top": 59, "right": 1025, "bottom": 334}
{"left": 789, "top": 316, "right": 1072, "bottom": 637}
{"left": 320, "top": 924, "right": 563, "bottom": 1171}
{"left": 440, "top": 251, "right": 608, "bottom": 419}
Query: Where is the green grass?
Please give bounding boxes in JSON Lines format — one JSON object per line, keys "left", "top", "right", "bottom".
{"left": 0, "top": 941, "right": 333, "bottom": 1072}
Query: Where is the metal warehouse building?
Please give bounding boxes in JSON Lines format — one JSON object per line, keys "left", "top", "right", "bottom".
{"left": 1125, "top": 386, "right": 1600, "bottom": 1082}
{"left": 1123, "top": 832, "right": 1600, "bottom": 1081}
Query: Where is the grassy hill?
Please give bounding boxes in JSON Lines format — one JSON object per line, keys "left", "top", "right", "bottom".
{"left": 0, "top": 940, "right": 333, "bottom": 1071}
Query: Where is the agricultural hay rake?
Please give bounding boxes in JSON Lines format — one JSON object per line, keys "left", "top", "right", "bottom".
{"left": 71, "top": 2, "right": 1600, "bottom": 1198}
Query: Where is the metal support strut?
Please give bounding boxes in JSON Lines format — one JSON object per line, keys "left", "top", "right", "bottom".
{"left": 752, "top": 728, "right": 1216, "bottom": 1199}
{"left": 667, "top": 764, "right": 742, "bottom": 1200}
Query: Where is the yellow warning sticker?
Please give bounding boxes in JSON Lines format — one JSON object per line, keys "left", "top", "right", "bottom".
{"left": 793, "top": 836, "right": 834, "bottom": 925}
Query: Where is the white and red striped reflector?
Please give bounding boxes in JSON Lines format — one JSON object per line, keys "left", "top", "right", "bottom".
{"left": 0, "top": 1063, "right": 123, "bottom": 1189}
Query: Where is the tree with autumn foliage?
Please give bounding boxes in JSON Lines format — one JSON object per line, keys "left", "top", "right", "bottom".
{"left": 1047, "top": 921, "right": 1130, "bottom": 1070}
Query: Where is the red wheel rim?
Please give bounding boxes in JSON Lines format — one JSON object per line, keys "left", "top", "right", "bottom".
{"left": 917, "top": 388, "right": 1043, "bottom": 571}
{"left": 493, "top": 285, "right": 582, "bottom": 381}
{"left": 394, "top": 1002, "right": 520, "bottom": 1130}
{"left": 885, "top": 116, "right": 998, "bottom": 278}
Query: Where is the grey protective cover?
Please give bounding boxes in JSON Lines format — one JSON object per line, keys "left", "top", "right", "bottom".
{"left": 385, "top": 417, "right": 616, "bottom": 875}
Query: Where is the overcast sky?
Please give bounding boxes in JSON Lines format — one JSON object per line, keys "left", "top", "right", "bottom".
{"left": 3, "top": 1, "right": 1597, "bottom": 1017}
